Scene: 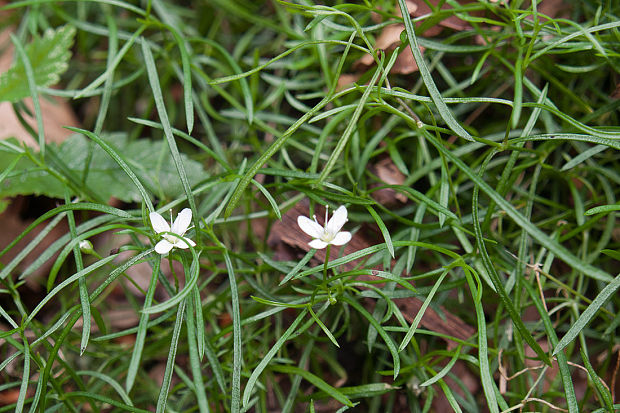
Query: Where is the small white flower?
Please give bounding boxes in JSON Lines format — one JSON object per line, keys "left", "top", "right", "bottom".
{"left": 149, "top": 208, "right": 196, "bottom": 255}
{"left": 297, "top": 205, "right": 352, "bottom": 249}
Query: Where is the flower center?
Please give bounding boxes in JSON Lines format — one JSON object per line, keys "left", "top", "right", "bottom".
{"left": 163, "top": 233, "right": 182, "bottom": 244}
{"left": 319, "top": 229, "right": 334, "bottom": 242}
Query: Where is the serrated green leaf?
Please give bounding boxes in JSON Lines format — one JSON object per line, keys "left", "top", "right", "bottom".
{"left": 0, "top": 133, "right": 206, "bottom": 202}
{"left": 0, "top": 25, "right": 75, "bottom": 103}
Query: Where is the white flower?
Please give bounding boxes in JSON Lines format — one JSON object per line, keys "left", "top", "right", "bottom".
{"left": 297, "top": 205, "right": 352, "bottom": 249}
{"left": 149, "top": 208, "right": 196, "bottom": 255}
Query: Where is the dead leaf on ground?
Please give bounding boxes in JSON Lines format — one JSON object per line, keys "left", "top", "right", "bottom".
{"left": 370, "top": 157, "right": 408, "bottom": 206}
{"left": 348, "top": 0, "right": 472, "bottom": 84}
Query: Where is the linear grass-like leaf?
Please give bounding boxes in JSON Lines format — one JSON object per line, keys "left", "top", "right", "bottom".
{"left": 141, "top": 40, "right": 199, "bottom": 234}
{"left": 554, "top": 272, "right": 620, "bottom": 355}
{"left": 585, "top": 204, "right": 620, "bottom": 216}
{"left": 197, "top": 37, "right": 253, "bottom": 125}
{"left": 185, "top": 289, "right": 209, "bottom": 412}
{"left": 192, "top": 286, "right": 204, "bottom": 360}
{"left": 155, "top": 298, "right": 186, "bottom": 413}
{"left": 36, "top": 250, "right": 152, "bottom": 411}
{"left": 223, "top": 32, "right": 358, "bottom": 218}
{"left": 471, "top": 155, "right": 550, "bottom": 365}
{"left": 125, "top": 259, "right": 160, "bottom": 393}
{"left": 224, "top": 250, "right": 242, "bottom": 413}
{"left": 77, "top": 371, "right": 133, "bottom": 407}
{"left": 399, "top": 270, "right": 447, "bottom": 352}
{"left": 342, "top": 295, "right": 400, "bottom": 379}
{"left": 423, "top": 129, "right": 614, "bottom": 283}
{"left": 309, "top": 306, "right": 339, "bottom": 347}
{"left": 397, "top": 0, "right": 472, "bottom": 141}
{"left": 420, "top": 344, "right": 463, "bottom": 387}
{"left": 75, "top": 25, "right": 146, "bottom": 99}
{"left": 462, "top": 265, "right": 500, "bottom": 413}
{"left": 271, "top": 364, "right": 353, "bottom": 407}
{"left": 0, "top": 211, "right": 65, "bottom": 281}
{"left": 366, "top": 205, "right": 394, "bottom": 259}
{"left": 318, "top": 60, "right": 383, "bottom": 184}
{"left": 10, "top": 34, "right": 46, "bottom": 155}
{"left": 279, "top": 249, "right": 315, "bottom": 285}
{"left": 66, "top": 127, "right": 154, "bottom": 212}
{"left": 242, "top": 309, "right": 308, "bottom": 407}
{"left": 252, "top": 179, "right": 281, "bottom": 219}
{"left": 142, "top": 250, "right": 200, "bottom": 314}
{"left": 63, "top": 192, "right": 91, "bottom": 355}
{"left": 24, "top": 254, "right": 118, "bottom": 327}
{"left": 521, "top": 278, "right": 578, "bottom": 412}
{"left": 580, "top": 348, "right": 614, "bottom": 411}
{"left": 15, "top": 333, "right": 29, "bottom": 413}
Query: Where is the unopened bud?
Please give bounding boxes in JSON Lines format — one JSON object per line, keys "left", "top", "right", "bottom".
{"left": 79, "top": 239, "right": 95, "bottom": 255}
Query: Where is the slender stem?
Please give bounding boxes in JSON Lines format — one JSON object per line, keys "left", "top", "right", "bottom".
{"left": 323, "top": 244, "right": 331, "bottom": 283}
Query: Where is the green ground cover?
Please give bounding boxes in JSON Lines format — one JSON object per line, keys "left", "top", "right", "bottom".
{"left": 0, "top": 0, "right": 619, "bottom": 411}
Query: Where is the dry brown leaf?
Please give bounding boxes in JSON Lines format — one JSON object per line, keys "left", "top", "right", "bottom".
{"left": 352, "top": 0, "right": 473, "bottom": 78}
{"left": 370, "top": 157, "right": 408, "bottom": 206}
{"left": 408, "top": 0, "right": 472, "bottom": 32}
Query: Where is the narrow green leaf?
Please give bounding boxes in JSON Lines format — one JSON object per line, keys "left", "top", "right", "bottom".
{"left": 318, "top": 60, "right": 383, "bottom": 184}
{"left": 224, "top": 250, "right": 242, "bottom": 413}
{"left": 342, "top": 295, "right": 400, "bottom": 379}
{"left": 580, "top": 349, "right": 614, "bottom": 411}
{"left": 279, "top": 249, "right": 316, "bottom": 285}
{"left": 309, "top": 306, "right": 339, "bottom": 347}
{"left": 185, "top": 289, "right": 209, "bottom": 412}
{"left": 424, "top": 129, "right": 614, "bottom": 283}
{"left": 243, "top": 309, "right": 308, "bottom": 406}
{"left": 141, "top": 39, "right": 199, "bottom": 235}
{"left": 420, "top": 344, "right": 463, "bottom": 387}
{"left": 142, "top": 250, "right": 200, "bottom": 314}
{"left": 397, "top": 0, "right": 472, "bottom": 141}
{"left": 399, "top": 270, "right": 447, "bottom": 352}
{"left": 271, "top": 364, "right": 353, "bottom": 407}
{"left": 554, "top": 273, "right": 620, "bottom": 355}
{"left": 126, "top": 259, "right": 160, "bottom": 392}
{"left": 471, "top": 154, "right": 551, "bottom": 366}
{"left": 366, "top": 205, "right": 394, "bottom": 258}
{"left": 10, "top": 34, "right": 46, "bottom": 155}
{"left": 15, "top": 333, "right": 30, "bottom": 413}
{"left": 66, "top": 127, "right": 154, "bottom": 213}
{"left": 77, "top": 371, "right": 133, "bottom": 407}
{"left": 585, "top": 204, "right": 620, "bottom": 216}
{"left": 463, "top": 266, "right": 500, "bottom": 413}
{"left": 252, "top": 179, "right": 281, "bottom": 219}
{"left": 155, "top": 298, "right": 186, "bottom": 413}
{"left": 63, "top": 192, "right": 91, "bottom": 355}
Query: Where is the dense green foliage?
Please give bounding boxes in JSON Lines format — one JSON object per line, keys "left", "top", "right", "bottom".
{"left": 0, "top": 1, "right": 618, "bottom": 412}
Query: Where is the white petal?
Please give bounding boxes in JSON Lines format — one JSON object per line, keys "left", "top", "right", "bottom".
{"left": 155, "top": 240, "right": 174, "bottom": 254}
{"left": 326, "top": 205, "right": 348, "bottom": 235}
{"left": 330, "top": 231, "right": 352, "bottom": 246}
{"left": 175, "top": 237, "right": 196, "bottom": 249}
{"left": 172, "top": 208, "right": 193, "bottom": 235}
{"left": 297, "top": 215, "right": 324, "bottom": 239}
{"left": 150, "top": 212, "right": 170, "bottom": 234}
{"left": 308, "top": 239, "right": 328, "bottom": 249}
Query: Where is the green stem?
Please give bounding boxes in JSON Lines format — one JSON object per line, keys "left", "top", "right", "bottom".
{"left": 323, "top": 244, "right": 331, "bottom": 283}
